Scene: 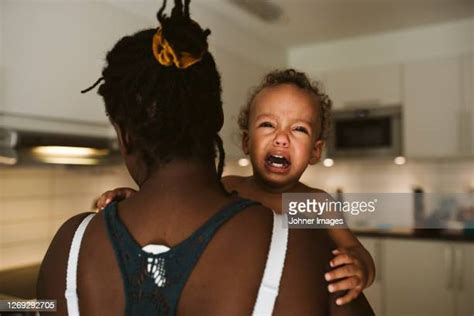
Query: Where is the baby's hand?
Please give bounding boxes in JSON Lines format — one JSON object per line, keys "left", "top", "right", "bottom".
{"left": 96, "top": 187, "right": 137, "bottom": 210}
{"left": 325, "top": 248, "right": 368, "bottom": 305}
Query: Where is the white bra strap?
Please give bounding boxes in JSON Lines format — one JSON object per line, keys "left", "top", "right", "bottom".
{"left": 65, "top": 213, "right": 95, "bottom": 316}
{"left": 252, "top": 212, "right": 289, "bottom": 316}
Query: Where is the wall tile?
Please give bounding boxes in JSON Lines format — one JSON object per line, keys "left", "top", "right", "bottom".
{"left": 1, "top": 220, "right": 50, "bottom": 244}
{"left": 51, "top": 196, "right": 96, "bottom": 219}
{"left": 0, "top": 199, "right": 51, "bottom": 223}
{"left": 1, "top": 168, "right": 52, "bottom": 199}
{"left": 49, "top": 218, "right": 66, "bottom": 238}
{"left": 52, "top": 167, "right": 101, "bottom": 196}
{"left": 95, "top": 167, "right": 136, "bottom": 198}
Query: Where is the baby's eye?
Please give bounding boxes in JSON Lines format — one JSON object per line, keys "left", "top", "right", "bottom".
{"left": 293, "top": 126, "right": 309, "bottom": 134}
{"left": 258, "top": 122, "right": 274, "bottom": 128}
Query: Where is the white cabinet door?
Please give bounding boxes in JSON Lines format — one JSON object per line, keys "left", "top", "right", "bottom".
{"left": 384, "top": 239, "right": 455, "bottom": 316}
{"left": 403, "top": 57, "right": 462, "bottom": 158}
{"left": 3, "top": 2, "right": 150, "bottom": 124}
{"left": 462, "top": 53, "right": 474, "bottom": 156}
{"left": 471, "top": 54, "right": 474, "bottom": 155}
{"left": 458, "top": 54, "right": 474, "bottom": 156}
{"left": 455, "top": 243, "right": 474, "bottom": 316}
{"left": 323, "top": 64, "right": 402, "bottom": 110}
{"left": 358, "top": 237, "right": 384, "bottom": 316}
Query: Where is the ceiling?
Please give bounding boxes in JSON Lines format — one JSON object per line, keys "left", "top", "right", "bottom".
{"left": 104, "top": 0, "right": 474, "bottom": 49}
{"left": 199, "top": 0, "right": 474, "bottom": 48}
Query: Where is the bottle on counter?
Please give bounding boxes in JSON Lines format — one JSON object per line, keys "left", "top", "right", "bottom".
{"left": 413, "top": 187, "right": 425, "bottom": 235}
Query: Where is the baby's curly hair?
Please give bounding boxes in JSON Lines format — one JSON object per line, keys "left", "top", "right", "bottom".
{"left": 238, "top": 69, "right": 332, "bottom": 140}
{"left": 84, "top": 0, "right": 227, "bottom": 179}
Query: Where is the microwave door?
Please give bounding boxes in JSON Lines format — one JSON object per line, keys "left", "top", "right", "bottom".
{"left": 327, "top": 108, "right": 402, "bottom": 158}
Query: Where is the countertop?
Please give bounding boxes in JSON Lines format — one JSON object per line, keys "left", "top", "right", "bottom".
{"left": 353, "top": 228, "right": 474, "bottom": 242}
{"left": 0, "top": 264, "right": 40, "bottom": 299}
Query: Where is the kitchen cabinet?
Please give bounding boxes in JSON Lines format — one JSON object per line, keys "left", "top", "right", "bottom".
{"left": 383, "top": 239, "right": 455, "bottom": 316}
{"left": 460, "top": 53, "right": 474, "bottom": 156}
{"left": 323, "top": 64, "right": 402, "bottom": 110}
{"left": 1, "top": 2, "right": 151, "bottom": 136}
{"left": 323, "top": 55, "right": 472, "bottom": 158}
{"left": 358, "top": 237, "right": 383, "bottom": 316}
{"left": 358, "top": 237, "right": 474, "bottom": 316}
{"left": 471, "top": 53, "right": 474, "bottom": 154}
{"left": 455, "top": 243, "right": 474, "bottom": 316}
{"left": 403, "top": 56, "right": 473, "bottom": 158}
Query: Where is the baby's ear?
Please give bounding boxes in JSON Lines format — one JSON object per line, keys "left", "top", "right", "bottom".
{"left": 241, "top": 130, "right": 250, "bottom": 155}
{"left": 309, "top": 140, "right": 324, "bottom": 165}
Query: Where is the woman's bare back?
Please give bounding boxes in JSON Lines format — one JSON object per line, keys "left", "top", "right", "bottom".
{"left": 38, "top": 191, "right": 372, "bottom": 315}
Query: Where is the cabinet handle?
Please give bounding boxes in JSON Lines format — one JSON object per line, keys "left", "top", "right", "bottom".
{"left": 444, "top": 246, "right": 454, "bottom": 290}
{"left": 454, "top": 247, "right": 464, "bottom": 291}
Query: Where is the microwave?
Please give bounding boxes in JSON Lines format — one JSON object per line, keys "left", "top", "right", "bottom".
{"left": 326, "top": 106, "right": 402, "bottom": 158}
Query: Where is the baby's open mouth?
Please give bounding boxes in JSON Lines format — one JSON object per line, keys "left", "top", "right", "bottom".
{"left": 265, "top": 154, "right": 291, "bottom": 169}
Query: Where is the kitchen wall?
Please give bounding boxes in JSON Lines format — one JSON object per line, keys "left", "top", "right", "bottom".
{"left": 0, "top": 164, "right": 134, "bottom": 270}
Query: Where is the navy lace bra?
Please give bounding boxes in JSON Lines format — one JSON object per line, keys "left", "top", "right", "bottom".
{"left": 103, "top": 199, "right": 258, "bottom": 315}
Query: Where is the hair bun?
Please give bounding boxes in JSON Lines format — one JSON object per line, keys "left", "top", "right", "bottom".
{"left": 155, "top": 0, "right": 209, "bottom": 65}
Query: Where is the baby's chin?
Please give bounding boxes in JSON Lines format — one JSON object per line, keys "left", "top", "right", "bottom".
{"left": 255, "top": 169, "right": 301, "bottom": 192}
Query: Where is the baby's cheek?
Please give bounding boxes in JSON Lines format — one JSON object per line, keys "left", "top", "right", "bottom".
{"left": 248, "top": 145, "right": 260, "bottom": 159}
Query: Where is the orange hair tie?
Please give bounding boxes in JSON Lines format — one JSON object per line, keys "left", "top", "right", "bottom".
{"left": 152, "top": 28, "right": 203, "bottom": 69}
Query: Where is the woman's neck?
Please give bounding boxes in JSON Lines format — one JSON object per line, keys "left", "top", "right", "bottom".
{"left": 137, "top": 160, "right": 225, "bottom": 197}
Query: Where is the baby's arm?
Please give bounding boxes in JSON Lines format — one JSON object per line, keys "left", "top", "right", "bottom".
{"left": 328, "top": 286, "right": 375, "bottom": 316}
{"left": 325, "top": 228, "right": 376, "bottom": 305}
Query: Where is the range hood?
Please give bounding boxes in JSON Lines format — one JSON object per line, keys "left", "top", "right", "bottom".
{"left": 0, "top": 128, "right": 120, "bottom": 166}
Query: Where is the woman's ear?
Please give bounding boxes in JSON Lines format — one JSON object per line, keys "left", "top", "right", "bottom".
{"left": 241, "top": 130, "right": 250, "bottom": 155}
{"left": 113, "top": 123, "right": 133, "bottom": 155}
{"left": 309, "top": 140, "right": 324, "bottom": 165}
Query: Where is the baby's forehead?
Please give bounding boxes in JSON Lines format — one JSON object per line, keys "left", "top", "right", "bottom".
{"left": 250, "top": 84, "right": 321, "bottom": 121}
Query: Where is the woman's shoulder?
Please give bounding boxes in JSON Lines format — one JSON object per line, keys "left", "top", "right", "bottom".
{"left": 203, "top": 197, "right": 275, "bottom": 268}
{"left": 46, "top": 212, "right": 97, "bottom": 255}
{"left": 38, "top": 212, "right": 96, "bottom": 268}
{"left": 218, "top": 197, "right": 273, "bottom": 239}
{"left": 40, "top": 212, "right": 96, "bottom": 269}
{"left": 37, "top": 212, "right": 96, "bottom": 311}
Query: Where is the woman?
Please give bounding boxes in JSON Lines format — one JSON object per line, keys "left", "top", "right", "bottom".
{"left": 37, "top": 1, "right": 373, "bottom": 315}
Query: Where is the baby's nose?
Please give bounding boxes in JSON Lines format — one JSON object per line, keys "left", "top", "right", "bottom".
{"left": 273, "top": 133, "right": 289, "bottom": 147}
